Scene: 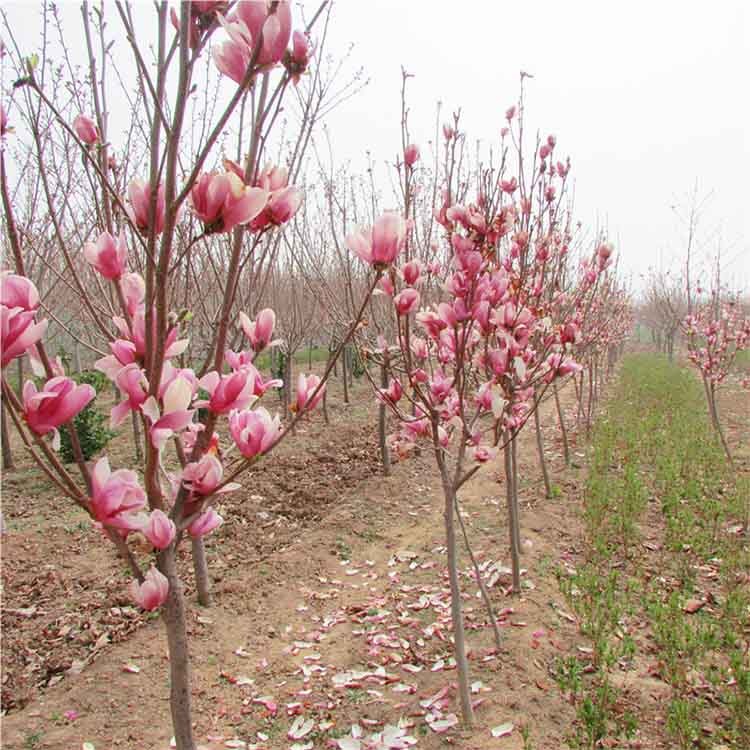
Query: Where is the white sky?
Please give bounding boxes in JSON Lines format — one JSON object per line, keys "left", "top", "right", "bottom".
{"left": 3, "top": 0, "right": 749, "bottom": 292}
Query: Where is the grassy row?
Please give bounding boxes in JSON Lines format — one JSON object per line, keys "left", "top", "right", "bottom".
{"left": 555, "top": 354, "right": 749, "bottom": 749}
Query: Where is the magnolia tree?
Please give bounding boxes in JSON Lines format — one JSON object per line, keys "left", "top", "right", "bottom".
{"left": 682, "top": 296, "right": 749, "bottom": 461}
{"left": 345, "top": 93, "right": 630, "bottom": 725}
{"left": 0, "top": 2, "right": 387, "bottom": 748}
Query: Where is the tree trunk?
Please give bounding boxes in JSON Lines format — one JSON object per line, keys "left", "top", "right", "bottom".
{"left": 435, "top": 450, "right": 474, "bottom": 726}
{"left": 533, "top": 389, "right": 552, "bottom": 498}
{"left": 709, "top": 382, "right": 732, "bottom": 462}
{"left": 503, "top": 434, "right": 521, "bottom": 594}
{"left": 160, "top": 548, "right": 196, "bottom": 750}
{"left": 192, "top": 537, "right": 212, "bottom": 606}
{"left": 378, "top": 360, "right": 391, "bottom": 476}
{"left": 1, "top": 400, "right": 14, "bottom": 471}
{"left": 554, "top": 382, "right": 570, "bottom": 466}
{"left": 341, "top": 346, "right": 349, "bottom": 404}
{"left": 132, "top": 410, "right": 144, "bottom": 464}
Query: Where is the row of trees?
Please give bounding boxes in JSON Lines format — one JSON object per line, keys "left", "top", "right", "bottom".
{"left": 1, "top": 2, "right": 632, "bottom": 746}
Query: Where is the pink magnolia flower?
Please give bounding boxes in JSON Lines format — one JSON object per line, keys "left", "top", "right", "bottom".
{"left": 121, "top": 273, "right": 145, "bottom": 315}
{"left": 141, "top": 375, "right": 195, "bottom": 450}
{"left": 288, "top": 30, "right": 311, "bottom": 82}
{"left": 404, "top": 143, "right": 420, "bottom": 167}
{"left": 73, "top": 114, "right": 99, "bottom": 145}
{"left": 234, "top": 0, "right": 292, "bottom": 65}
{"left": 130, "top": 566, "right": 169, "bottom": 611}
{"left": 95, "top": 339, "right": 138, "bottom": 380}
{"left": 376, "top": 378, "right": 403, "bottom": 406}
{"left": 347, "top": 212, "right": 407, "bottom": 269}
{"left": 140, "top": 509, "right": 176, "bottom": 549}
{"left": 22, "top": 377, "right": 94, "bottom": 446}
{"left": 188, "top": 506, "right": 224, "bottom": 538}
{"left": 126, "top": 179, "right": 165, "bottom": 234}
{"left": 83, "top": 231, "right": 128, "bottom": 280}
{"left": 198, "top": 369, "right": 257, "bottom": 414}
{"left": 250, "top": 186, "right": 303, "bottom": 230}
{"left": 239, "top": 308, "right": 277, "bottom": 351}
{"left": 1, "top": 307, "right": 47, "bottom": 368}
{"left": 394, "top": 288, "right": 420, "bottom": 316}
{"left": 1, "top": 272, "right": 40, "bottom": 311}
{"left": 110, "top": 363, "right": 149, "bottom": 426}
{"left": 89, "top": 456, "right": 146, "bottom": 529}
{"left": 182, "top": 454, "right": 240, "bottom": 496}
{"left": 442, "top": 123, "right": 455, "bottom": 140}
{"left": 213, "top": 17, "right": 254, "bottom": 83}
{"left": 229, "top": 406, "right": 281, "bottom": 458}
{"left": 255, "top": 163, "right": 289, "bottom": 191}
{"left": 190, "top": 172, "right": 268, "bottom": 233}
{"left": 295, "top": 373, "right": 324, "bottom": 412}
{"left": 401, "top": 260, "right": 421, "bottom": 287}
{"left": 111, "top": 308, "right": 188, "bottom": 360}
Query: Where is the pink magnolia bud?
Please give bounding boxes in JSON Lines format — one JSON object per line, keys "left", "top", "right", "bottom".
{"left": 22, "top": 377, "right": 94, "bottom": 440}
{"left": 295, "top": 373, "right": 324, "bottom": 412}
{"left": 347, "top": 212, "right": 406, "bottom": 269}
{"left": 83, "top": 231, "right": 128, "bottom": 280}
{"left": 1, "top": 272, "right": 40, "bottom": 311}
{"left": 88, "top": 457, "right": 144, "bottom": 529}
{"left": 130, "top": 567, "right": 169, "bottom": 611}
{"left": 191, "top": 172, "right": 268, "bottom": 233}
{"left": 442, "top": 123, "right": 455, "bottom": 140}
{"left": 126, "top": 179, "right": 165, "bottom": 235}
{"left": 547, "top": 134, "right": 556, "bottom": 149}
{"left": 394, "top": 288, "right": 420, "bottom": 316}
{"left": 539, "top": 144, "right": 551, "bottom": 160}
{"left": 198, "top": 368, "right": 255, "bottom": 416}
{"left": 500, "top": 177, "right": 518, "bottom": 194}
{"left": 505, "top": 105, "right": 516, "bottom": 121}
{"left": 265, "top": 186, "right": 302, "bottom": 225}
{"left": 141, "top": 509, "right": 176, "bottom": 549}
{"left": 73, "top": 114, "right": 99, "bottom": 146}
{"left": 234, "top": 0, "right": 292, "bottom": 65}
{"left": 240, "top": 308, "right": 276, "bottom": 351}
{"left": 288, "top": 30, "right": 311, "bottom": 82}
{"left": 188, "top": 507, "right": 224, "bottom": 538}
{"left": 404, "top": 143, "right": 420, "bottom": 167}
{"left": 120, "top": 273, "right": 146, "bottom": 316}
{"left": 500, "top": 126, "right": 509, "bottom": 138}
{"left": 255, "top": 163, "right": 289, "bottom": 191}
{"left": 401, "top": 260, "right": 421, "bottom": 286}
{"left": 229, "top": 406, "right": 281, "bottom": 458}
{"left": 182, "top": 454, "right": 240, "bottom": 496}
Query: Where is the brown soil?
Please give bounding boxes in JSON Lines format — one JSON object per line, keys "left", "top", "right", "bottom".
{"left": 1, "top": 362, "right": 747, "bottom": 749}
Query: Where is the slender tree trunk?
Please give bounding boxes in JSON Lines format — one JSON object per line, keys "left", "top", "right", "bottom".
{"left": 554, "top": 382, "right": 570, "bottom": 466}
{"left": 74, "top": 340, "right": 82, "bottom": 373}
{"left": 533, "top": 388, "right": 552, "bottom": 498}
{"left": 503, "top": 434, "right": 521, "bottom": 594}
{"left": 192, "top": 537, "right": 212, "bottom": 606}
{"left": 307, "top": 341, "right": 313, "bottom": 370}
{"left": 132, "top": 410, "right": 143, "bottom": 464}
{"left": 435, "top": 450, "right": 473, "bottom": 726}
{"left": 341, "top": 346, "right": 349, "bottom": 404}
{"left": 454, "top": 494, "right": 502, "bottom": 651}
{"left": 15, "top": 357, "right": 23, "bottom": 398}
{"left": 709, "top": 382, "right": 733, "bottom": 462}
{"left": 378, "top": 360, "right": 390, "bottom": 476}
{"left": 1, "top": 400, "right": 14, "bottom": 471}
{"left": 160, "top": 548, "right": 196, "bottom": 750}
{"left": 575, "top": 370, "right": 584, "bottom": 429}
{"left": 586, "top": 364, "right": 595, "bottom": 436}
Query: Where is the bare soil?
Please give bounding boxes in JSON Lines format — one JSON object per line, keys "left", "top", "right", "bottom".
{"left": 1, "top": 362, "right": 747, "bottom": 749}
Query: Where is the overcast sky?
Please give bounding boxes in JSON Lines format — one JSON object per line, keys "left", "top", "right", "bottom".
{"left": 3, "top": 0, "right": 749, "bottom": 292}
